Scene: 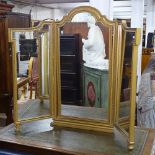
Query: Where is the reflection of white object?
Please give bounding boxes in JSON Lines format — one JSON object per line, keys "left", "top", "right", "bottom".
{"left": 82, "top": 15, "right": 108, "bottom": 70}
{"left": 72, "top": 12, "right": 90, "bottom": 22}
{"left": 19, "top": 60, "right": 29, "bottom": 75}
{"left": 15, "top": 32, "right": 20, "bottom": 53}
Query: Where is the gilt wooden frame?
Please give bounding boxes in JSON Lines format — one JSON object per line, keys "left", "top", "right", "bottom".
{"left": 115, "top": 23, "right": 141, "bottom": 149}
{"left": 9, "top": 21, "right": 53, "bottom": 130}
{"left": 51, "top": 6, "right": 119, "bottom": 133}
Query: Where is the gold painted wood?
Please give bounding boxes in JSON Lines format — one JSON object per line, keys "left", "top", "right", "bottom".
{"left": 9, "top": 6, "right": 140, "bottom": 151}
{"left": 9, "top": 21, "right": 53, "bottom": 130}
{"left": 51, "top": 6, "right": 140, "bottom": 149}
{"left": 115, "top": 23, "right": 141, "bottom": 150}
{"left": 128, "top": 28, "right": 141, "bottom": 150}
{"left": 51, "top": 6, "right": 119, "bottom": 133}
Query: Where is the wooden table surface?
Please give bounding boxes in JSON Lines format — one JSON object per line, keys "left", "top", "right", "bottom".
{"left": 0, "top": 119, "right": 154, "bottom": 155}
{"left": 17, "top": 77, "right": 29, "bottom": 88}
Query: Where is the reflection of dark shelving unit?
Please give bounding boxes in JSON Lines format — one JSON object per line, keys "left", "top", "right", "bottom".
{"left": 121, "top": 31, "right": 135, "bottom": 101}
{"left": 19, "top": 39, "right": 37, "bottom": 61}
{"left": 60, "top": 34, "right": 81, "bottom": 105}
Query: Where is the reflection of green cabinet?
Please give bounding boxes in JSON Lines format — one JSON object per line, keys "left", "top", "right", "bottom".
{"left": 83, "top": 66, "right": 108, "bottom": 110}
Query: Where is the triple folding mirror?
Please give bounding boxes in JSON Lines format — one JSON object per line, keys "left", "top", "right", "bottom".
{"left": 9, "top": 6, "right": 140, "bottom": 150}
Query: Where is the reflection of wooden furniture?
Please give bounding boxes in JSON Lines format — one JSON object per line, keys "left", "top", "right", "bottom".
{"left": 28, "top": 57, "right": 39, "bottom": 99}
{"left": 17, "top": 77, "right": 29, "bottom": 100}
{"left": 0, "top": 119, "right": 154, "bottom": 155}
{"left": 60, "top": 34, "right": 81, "bottom": 105}
{"left": 141, "top": 48, "right": 154, "bottom": 73}
{"left": 19, "top": 39, "right": 37, "bottom": 61}
{"left": 0, "top": 3, "right": 14, "bottom": 13}
{"left": 63, "top": 22, "right": 110, "bottom": 58}
{"left": 0, "top": 3, "right": 31, "bottom": 125}
{"left": 121, "top": 31, "right": 135, "bottom": 102}
{"left": 83, "top": 66, "right": 108, "bottom": 109}
{"left": 16, "top": 52, "right": 20, "bottom": 74}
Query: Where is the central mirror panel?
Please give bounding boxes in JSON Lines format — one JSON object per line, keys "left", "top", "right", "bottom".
{"left": 59, "top": 12, "right": 111, "bottom": 121}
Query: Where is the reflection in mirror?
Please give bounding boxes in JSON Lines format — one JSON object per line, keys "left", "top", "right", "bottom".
{"left": 37, "top": 25, "right": 50, "bottom": 98}
{"left": 12, "top": 24, "right": 51, "bottom": 122}
{"left": 118, "top": 28, "right": 135, "bottom": 130}
{"left": 59, "top": 12, "right": 110, "bottom": 120}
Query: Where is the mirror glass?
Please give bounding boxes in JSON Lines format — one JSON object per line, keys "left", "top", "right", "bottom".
{"left": 118, "top": 28, "right": 136, "bottom": 129}
{"left": 36, "top": 24, "right": 50, "bottom": 98}
{"left": 59, "top": 12, "right": 111, "bottom": 120}
{"left": 13, "top": 24, "right": 51, "bottom": 120}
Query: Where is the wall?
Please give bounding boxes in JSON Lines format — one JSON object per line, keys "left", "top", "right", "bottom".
{"left": 12, "top": 5, "right": 54, "bottom": 20}
{"left": 8, "top": 1, "right": 88, "bottom": 21}
{"left": 90, "top": 0, "right": 113, "bottom": 19}
{"left": 113, "top": 0, "right": 146, "bottom": 19}
{"left": 8, "top": 1, "right": 149, "bottom": 21}
{"left": 53, "top": 8, "right": 69, "bottom": 20}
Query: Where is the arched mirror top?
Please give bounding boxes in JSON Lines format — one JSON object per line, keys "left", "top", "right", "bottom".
{"left": 55, "top": 6, "right": 117, "bottom": 27}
